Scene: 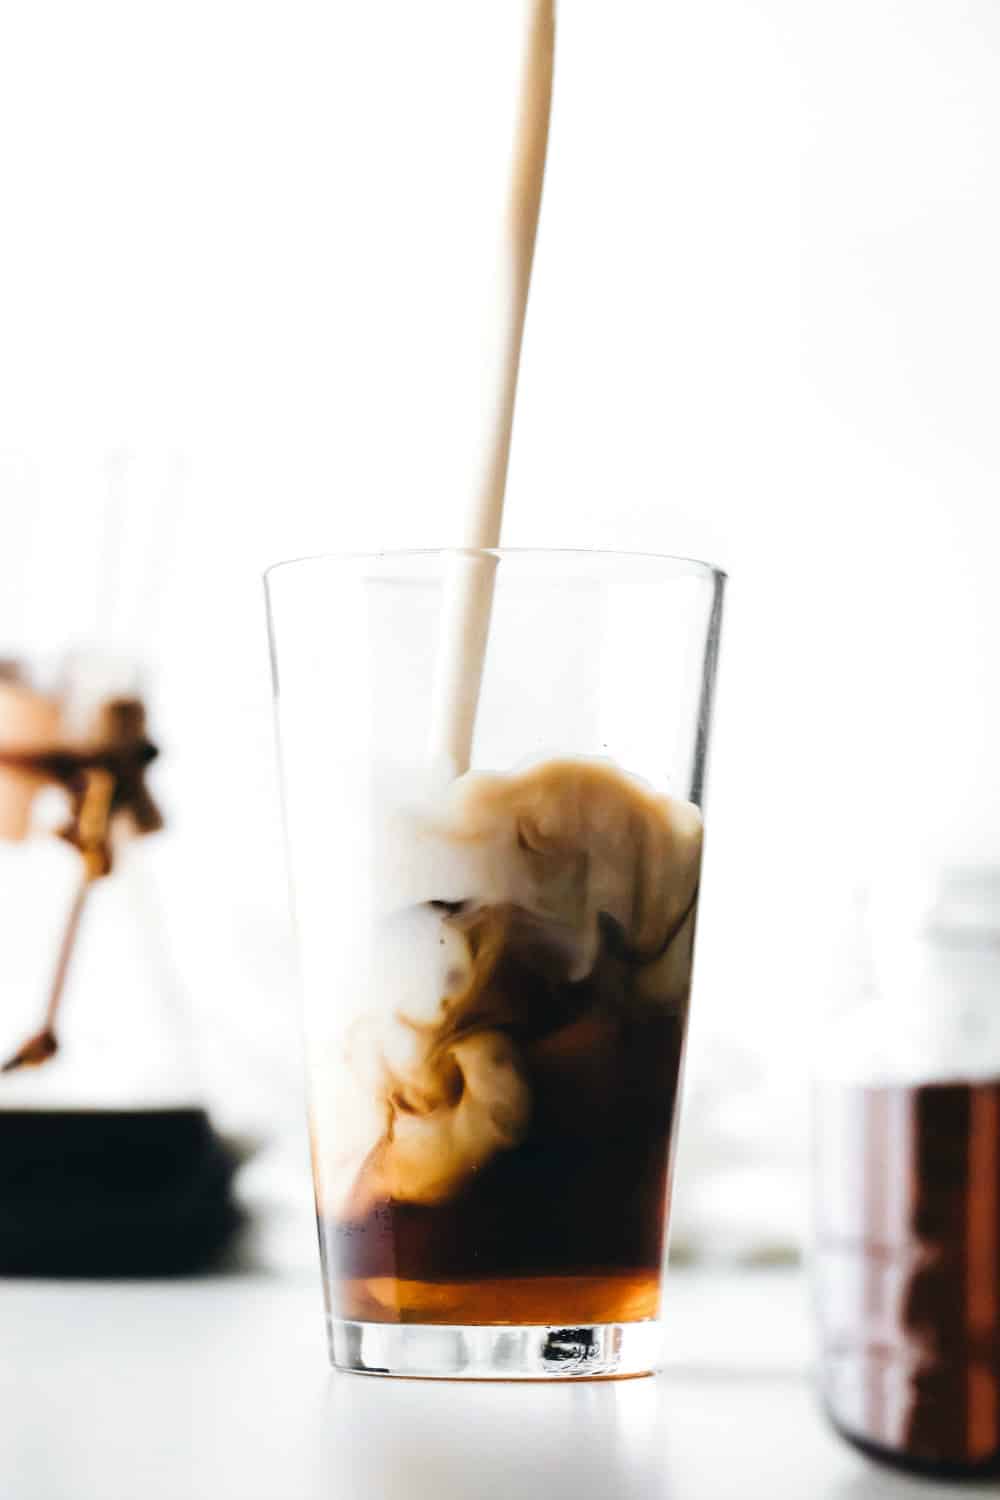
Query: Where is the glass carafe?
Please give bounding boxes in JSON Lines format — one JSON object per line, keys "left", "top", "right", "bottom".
{"left": 0, "top": 457, "right": 242, "bottom": 1274}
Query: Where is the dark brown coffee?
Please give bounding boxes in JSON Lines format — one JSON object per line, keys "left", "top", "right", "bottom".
{"left": 815, "top": 1078, "right": 1000, "bottom": 1476}
{"left": 320, "top": 904, "right": 689, "bottom": 1325}
{"left": 309, "top": 758, "right": 702, "bottom": 1327}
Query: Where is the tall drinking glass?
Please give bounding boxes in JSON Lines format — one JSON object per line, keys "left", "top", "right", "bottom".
{"left": 265, "top": 549, "right": 725, "bottom": 1379}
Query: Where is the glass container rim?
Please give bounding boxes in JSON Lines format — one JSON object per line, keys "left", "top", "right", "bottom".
{"left": 263, "top": 546, "right": 727, "bottom": 586}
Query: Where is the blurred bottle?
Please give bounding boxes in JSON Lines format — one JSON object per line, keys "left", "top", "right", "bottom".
{"left": 0, "top": 455, "right": 242, "bottom": 1275}
{"left": 813, "top": 863, "right": 1000, "bottom": 1476}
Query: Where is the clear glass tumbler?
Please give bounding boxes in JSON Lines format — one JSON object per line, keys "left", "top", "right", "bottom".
{"left": 265, "top": 549, "right": 725, "bottom": 1378}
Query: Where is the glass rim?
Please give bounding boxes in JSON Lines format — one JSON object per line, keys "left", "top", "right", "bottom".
{"left": 263, "top": 546, "right": 727, "bottom": 586}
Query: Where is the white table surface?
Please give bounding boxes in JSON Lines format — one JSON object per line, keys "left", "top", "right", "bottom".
{"left": 0, "top": 1268, "right": 976, "bottom": 1499}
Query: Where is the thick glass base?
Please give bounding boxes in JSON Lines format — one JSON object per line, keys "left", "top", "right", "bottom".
{"left": 328, "top": 1317, "right": 663, "bottom": 1380}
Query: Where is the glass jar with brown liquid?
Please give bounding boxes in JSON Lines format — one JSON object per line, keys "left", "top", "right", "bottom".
{"left": 814, "top": 867, "right": 1000, "bottom": 1476}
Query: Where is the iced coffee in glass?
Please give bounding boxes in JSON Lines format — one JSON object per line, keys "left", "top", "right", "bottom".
{"left": 266, "top": 550, "right": 724, "bottom": 1378}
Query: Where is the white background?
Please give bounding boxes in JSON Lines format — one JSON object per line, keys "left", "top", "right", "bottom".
{"left": 2, "top": 0, "right": 999, "bottom": 1258}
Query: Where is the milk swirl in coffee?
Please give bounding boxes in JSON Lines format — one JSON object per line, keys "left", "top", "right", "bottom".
{"left": 308, "top": 757, "right": 703, "bottom": 1325}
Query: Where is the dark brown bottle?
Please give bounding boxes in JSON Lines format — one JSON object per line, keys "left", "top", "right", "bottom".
{"left": 814, "top": 1078, "right": 1000, "bottom": 1477}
